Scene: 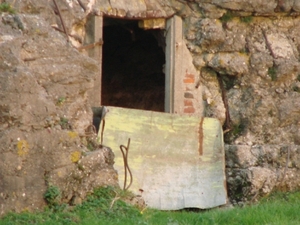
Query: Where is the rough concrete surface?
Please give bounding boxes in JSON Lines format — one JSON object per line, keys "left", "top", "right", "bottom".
{"left": 0, "top": 1, "right": 118, "bottom": 215}
{"left": 1, "top": 0, "right": 300, "bottom": 215}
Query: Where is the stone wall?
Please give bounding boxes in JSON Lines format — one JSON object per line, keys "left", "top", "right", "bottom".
{"left": 226, "top": 145, "right": 300, "bottom": 204}
{"left": 0, "top": 0, "right": 118, "bottom": 215}
{"left": 178, "top": 0, "right": 300, "bottom": 202}
{"left": 1, "top": 0, "right": 300, "bottom": 214}
{"left": 181, "top": 1, "right": 300, "bottom": 145}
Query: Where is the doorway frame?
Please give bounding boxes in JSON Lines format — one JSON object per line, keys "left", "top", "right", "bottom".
{"left": 86, "top": 15, "right": 183, "bottom": 113}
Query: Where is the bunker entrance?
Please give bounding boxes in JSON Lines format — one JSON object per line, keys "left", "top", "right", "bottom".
{"left": 101, "top": 17, "right": 166, "bottom": 112}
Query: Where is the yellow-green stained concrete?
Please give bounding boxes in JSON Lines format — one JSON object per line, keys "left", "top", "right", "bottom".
{"left": 101, "top": 106, "right": 227, "bottom": 210}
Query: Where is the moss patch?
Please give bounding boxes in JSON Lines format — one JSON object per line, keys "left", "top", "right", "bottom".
{"left": 17, "top": 140, "right": 29, "bottom": 156}
{"left": 268, "top": 66, "right": 278, "bottom": 81}
{"left": 70, "top": 151, "right": 81, "bottom": 163}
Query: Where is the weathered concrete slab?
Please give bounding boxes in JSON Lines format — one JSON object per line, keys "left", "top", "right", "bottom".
{"left": 101, "top": 106, "right": 227, "bottom": 210}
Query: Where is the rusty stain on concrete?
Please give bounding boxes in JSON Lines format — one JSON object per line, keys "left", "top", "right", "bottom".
{"left": 198, "top": 117, "right": 204, "bottom": 156}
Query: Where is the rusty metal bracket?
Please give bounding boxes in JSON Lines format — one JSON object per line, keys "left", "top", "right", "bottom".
{"left": 52, "top": 0, "right": 69, "bottom": 42}
{"left": 77, "top": 39, "right": 104, "bottom": 51}
{"left": 120, "top": 138, "right": 133, "bottom": 191}
{"left": 262, "top": 30, "right": 276, "bottom": 59}
{"left": 77, "top": 0, "right": 86, "bottom": 12}
{"left": 51, "top": 26, "right": 82, "bottom": 42}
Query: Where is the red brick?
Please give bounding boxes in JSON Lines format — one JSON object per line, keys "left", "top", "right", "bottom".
{"left": 184, "top": 99, "right": 193, "bottom": 106}
{"left": 183, "top": 74, "right": 195, "bottom": 83}
{"left": 185, "top": 73, "right": 195, "bottom": 79}
{"left": 183, "top": 78, "right": 194, "bottom": 83}
{"left": 184, "top": 107, "right": 195, "bottom": 113}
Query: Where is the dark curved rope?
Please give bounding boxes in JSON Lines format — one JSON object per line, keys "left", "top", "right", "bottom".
{"left": 120, "top": 138, "right": 133, "bottom": 190}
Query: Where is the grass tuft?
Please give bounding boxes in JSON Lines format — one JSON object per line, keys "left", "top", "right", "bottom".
{"left": 1, "top": 188, "right": 300, "bottom": 225}
{"left": 0, "top": 3, "right": 16, "bottom": 14}
{"left": 268, "top": 66, "right": 278, "bottom": 81}
{"left": 220, "top": 11, "right": 235, "bottom": 23}
{"left": 240, "top": 16, "right": 253, "bottom": 23}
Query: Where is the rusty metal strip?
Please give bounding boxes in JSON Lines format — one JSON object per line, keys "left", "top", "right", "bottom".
{"left": 77, "top": 0, "right": 86, "bottom": 12}
{"left": 262, "top": 30, "right": 277, "bottom": 59}
{"left": 120, "top": 138, "right": 133, "bottom": 191}
{"left": 198, "top": 117, "right": 204, "bottom": 156}
{"left": 77, "top": 39, "right": 104, "bottom": 51}
{"left": 51, "top": 26, "right": 81, "bottom": 42}
{"left": 52, "top": 0, "right": 69, "bottom": 42}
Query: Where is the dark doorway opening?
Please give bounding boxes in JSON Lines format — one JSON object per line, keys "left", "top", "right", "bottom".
{"left": 101, "top": 17, "right": 165, "bottom": 112}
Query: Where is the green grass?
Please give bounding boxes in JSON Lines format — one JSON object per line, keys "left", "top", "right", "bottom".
{"left": 220, "top": 11, "right": 235, "bottom": 23}
{"left": 0, "top": 3, "right": 16, "bottom": 14}
{"left": 240, "top": 16, "right": 253, "bottom": 23}
{"left": 268, "top": 66, "right": 278, "bottom": 81}
{"left": 1, "top": 187, "right": 300, "bottom": 225}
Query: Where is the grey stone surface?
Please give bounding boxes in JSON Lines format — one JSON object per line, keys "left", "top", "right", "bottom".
{"left": 1, "top": 0, "right": 300, "bottom": 214}
{"left": 211, "top": 0, "right": 277, "bottom": 14}
{"left": 225, "top": 145, "right": 300, "bottom": 203}
{"left": 0, "top": 10, "right": 117, "bottom": 215}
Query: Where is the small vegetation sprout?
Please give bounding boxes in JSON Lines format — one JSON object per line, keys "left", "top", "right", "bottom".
{"left": 0, "top": 3, "right": 16, "bottom": 14}
{"left": 240, "top": 16, "right": 253, "bottom": 23}
{"left": 44, "top": 186, "right": 61, "bottom": 207}
{"left": 268, "top": 66, "right": 278, "bottom": 81}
